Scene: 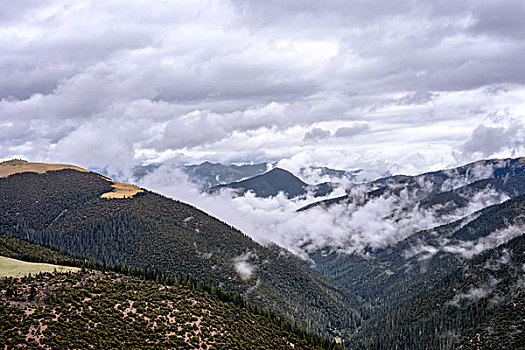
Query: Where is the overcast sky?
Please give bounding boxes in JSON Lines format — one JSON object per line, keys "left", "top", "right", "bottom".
{"left": 1, "top": 0, "right": 525, "bottom": 178}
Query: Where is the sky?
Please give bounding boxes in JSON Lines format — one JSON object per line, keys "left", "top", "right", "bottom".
{"left": 1, "top": 0, "right": 525, "bottom": 179}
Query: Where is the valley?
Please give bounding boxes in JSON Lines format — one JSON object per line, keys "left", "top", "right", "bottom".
{"left": 1, "top": 157, "right": 524, "bottom": 348}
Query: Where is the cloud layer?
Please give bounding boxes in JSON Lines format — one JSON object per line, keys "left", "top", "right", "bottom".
{"left": 1, "top": 0, "right": 525, "bottom": 178}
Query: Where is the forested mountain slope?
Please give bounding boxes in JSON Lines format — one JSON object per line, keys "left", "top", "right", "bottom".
{"left": 310, "top": 195, "right": 525, "bottom": 348}
{"left": 0, "top": 161, "right": 359, "bottom": 340}
{"left": 349, "top": 231, "right": 525, "bottom": 349}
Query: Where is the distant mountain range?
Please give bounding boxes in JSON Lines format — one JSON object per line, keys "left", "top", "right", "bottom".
{"left": 131, "top": 161, "right": 270, "bottom": 190}
{"left": 299, "top": 157, "right": 525, "bottom": 212}
{"left": 131, "top": 161, "right": 381, "bottom": 191}
{"left": 183, "top": 161, "right": 270, "bottom": 190}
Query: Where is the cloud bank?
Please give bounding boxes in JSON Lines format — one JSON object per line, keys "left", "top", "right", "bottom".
{"left": 138, "top": 161, "right": 513, "bottom": 258}
{"left": 1, "top": 1, "right": 525, "bottom": 179}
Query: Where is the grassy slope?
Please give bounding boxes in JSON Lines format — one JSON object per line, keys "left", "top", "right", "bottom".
{"left": 0, "top": 256, "right": 78, "bottom": 277}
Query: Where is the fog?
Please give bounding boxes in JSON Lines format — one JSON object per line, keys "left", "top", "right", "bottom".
{"left": 138, "top": 162, "right": 512, "bottom": 258}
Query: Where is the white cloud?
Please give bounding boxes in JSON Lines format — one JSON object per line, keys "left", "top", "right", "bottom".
{"left": 448, "top": 286, "right": 493, "bottom": 308}
{"left": 1, "top": 1, "right": 525, "bottom": 175}
{"left": 442, "top": 225, "right": 525, "bottom": 259}
{"left": 138, "top": 162, "right": 514, "bottom": 258}
{"left": 233, "top": 252, "right": 256, "bottom": 281}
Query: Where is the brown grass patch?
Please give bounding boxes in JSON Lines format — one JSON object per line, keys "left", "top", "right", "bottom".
{"left": 100, "top": 181, "right": 143, "bottom": 199}
{"left": 0, "top": 256, "right": 79, "bottom": 277}
{"left": 0, "top": 160, "right": 89, "bottom": 178}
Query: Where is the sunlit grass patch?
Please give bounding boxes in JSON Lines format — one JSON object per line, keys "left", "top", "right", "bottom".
{"left": 0, "top": 256, "right": 79, "bottom": 277}
{"left": 100, "top": 181, "right": 144, "bottom": 199}
{"left": 0, "top": 160, "right": 88, "bottom": 178}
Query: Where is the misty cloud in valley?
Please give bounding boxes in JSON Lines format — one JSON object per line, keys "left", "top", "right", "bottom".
{"left": 137, "top": 161, "right": 514, "bottom": 258}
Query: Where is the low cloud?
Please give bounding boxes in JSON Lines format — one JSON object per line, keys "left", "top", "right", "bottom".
{"left": 440, "top": 161, "right": 496, "bottom": 192}
{"left": 139, "top": 163, "right": 513, "bottom": 258}
{"left": 448, "top": 286, "right": 493, "bottom": 308}
{"left": 442, "top": 225, "right": 525, "bottom": 259}
{"left": 303, "top": 127, "right": 331, "bottom": 141}
{"left": 233, "top": 252, "right": 257, "bottom": 281}
{"left": 334, "top": 124, "right": 370, "bottom": 138}
{"left": 405, "top": 222, "right": 524, "bottom": 261}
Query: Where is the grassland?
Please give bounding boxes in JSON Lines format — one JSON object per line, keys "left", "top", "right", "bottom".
{"left": 100, "top": 181, "right": 144, "bottom": 199}
{"left": 0, "top": 159, "right": 88, "bottom": 178}
{"left": 0, "top": 256, "right": 79, "bottom": 277}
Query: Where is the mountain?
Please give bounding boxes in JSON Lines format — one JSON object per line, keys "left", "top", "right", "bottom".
{"left": 297, "top": 166, "right": 389, "bottom": 183}
{"left": 183, "top": 161, "right": 270, "bottom": 190}
{"left": 209, "top": 168, "right": 308, "bottom": 198}
{"left": 132, "top": 161, "right": 381, "bottom": 192}
{"left": 208, "top": 167, "right": 337, "bottom": 199}
{"left": 0, "top": 160, "right": 359, "bottom": 340}
{"left": 0, "top": 234, "right": 339, "bottom": 349}
{"left": 309, "top": 193, "right": 525, "bottom": 348}
{"left": 298, "top": 157, "right": 525, "bottom": 212}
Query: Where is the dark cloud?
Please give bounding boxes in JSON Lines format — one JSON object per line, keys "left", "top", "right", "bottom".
{"left": 461, "top": 121, "right": 525, "bottom": 158}
{"left": 0, "top": 1, "right": 46, "bottom": 22}
{"left": 468, "top": 0, "right": 525, "bottom": 39}
{"left": 303, "top": 128, "right": 331, "bottom": 141}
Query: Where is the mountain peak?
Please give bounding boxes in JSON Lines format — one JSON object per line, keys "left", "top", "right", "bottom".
{"left": 209, "top": 167, "right": 308, "bottom": 198}
{"left": 266, "top": 167, "right": 303, "bottom": 178}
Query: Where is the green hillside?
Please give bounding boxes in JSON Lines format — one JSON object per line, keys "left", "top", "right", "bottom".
{"left": 0, "top": 232, "right": 340, "bottom": 349}
{"left": 0, "top": 168, "right": 359, "bottom": 340}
